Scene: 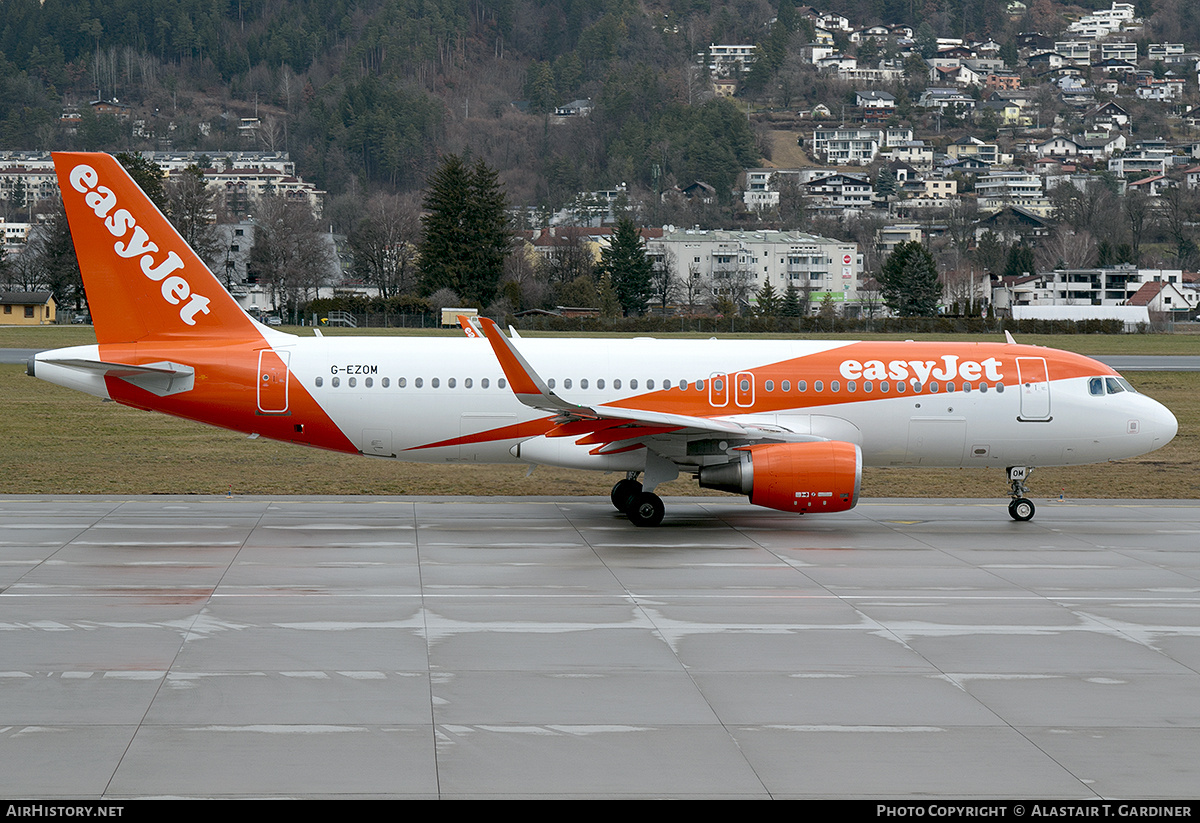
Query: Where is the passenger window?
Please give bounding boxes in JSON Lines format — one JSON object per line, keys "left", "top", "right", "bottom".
{"left": 765, "top": 380, "right": 774, "bottom": 392}
{"left": 365, "top": 377, "right": 373, "bottom": 388}
{"left": 646, "top": 379, "right": 654, "bottom": 389}
{"left": 547, "top": 378, "right": 555, "bottom": 389}
{"left": 415, "top": 378, "right": 423, "bottom": 388}
{"left": 847, "top": 381, "right": 856, "bottom": 392}
{"left": 464, "top": 378, "right": 471, "bottom": 388}
{"left": 382, "top": 377, "right": 390, "bottom": 388}
{"left": 499, "top": 378, "right": 507, "bottom": 388}
{"left": 814, "top": 380, "right": 823, "bottom": 392}
{"left": 581, "top": 379, "right": 589, "bottom": 389}
{"left": 597, "top": 379, "right": 605, "bottom": 389}
{"left": 315, "top": 376, "right": 323, "bottom": 387}
{"left": 398, "top": 377, "right": 407, "bottom": 388}
{"left": 929, "top": 382, "right": 938, "bottom": 393}
{"left": 896, "top": 382, "right": 905, "bottom": 393}
{"left": 431, "top": 378, "right": 440, "bottom": 388}
{"left": 615, "top": 379, "right": 622, "bottom": 389}
{"left": 332, "top": 377, "right": 340, "bottom": 387}
{"left": 798, "top": 380, "right": 807, "bottom": 392}
{"left": 630, "top": 379, "right": 638, "bottom": 389}
{"left": 564, "top": 378, "right": 572, "bottom": 389}
{"left": 349, "top": 377, "right": 356, "bottom": 388}
{"left": 864, "top": 381, "right": 872, "bottom": 392}
{"left": 996, "top": 382, "right": 1005, "bottom": 393}
{"left": 880, "top": 381, "right": 888, "bottom": 393}
{"left": 481, "top": 378, "right": 489, "bottom": 388}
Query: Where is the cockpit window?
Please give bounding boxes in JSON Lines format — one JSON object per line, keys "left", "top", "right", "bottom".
{"left": 1105, "top": 377, "right": 1125, "bottom": 394}
{"left": 1116, "top": 377, "right": 1137, "bottom": 393}
{"left": 1089, "top": 377, "right": 1105, "bottom": 396}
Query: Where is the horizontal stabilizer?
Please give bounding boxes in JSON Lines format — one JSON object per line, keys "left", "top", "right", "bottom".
{"left": 38, "top": 358, "right": 195, "bottom": 397}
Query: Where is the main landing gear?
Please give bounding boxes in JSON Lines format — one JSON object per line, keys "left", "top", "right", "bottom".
{"left": 1006, "top": 466, "right": 1035, "bottom": 522}
{"left": 610, "top": 474, "right": 665, "bottom": 527}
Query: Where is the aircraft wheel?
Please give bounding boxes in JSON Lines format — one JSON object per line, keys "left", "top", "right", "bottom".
{"left": 1008, "top": 498, "right": 1035, "bottom": 521}
{"left": 610, "top": 478, "right": 642, "bottom": 513}
{"left": 627, "top": 492, "right": 665, "bottom": 527}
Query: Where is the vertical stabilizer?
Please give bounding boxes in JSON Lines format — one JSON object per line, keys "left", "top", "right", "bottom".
{"left": 52, "top": 152, "right": 262, "bottom": 344}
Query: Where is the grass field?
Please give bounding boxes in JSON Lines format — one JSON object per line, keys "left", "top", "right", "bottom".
{"left": 4, "top": 361, "right": 1196, "bottom": 500}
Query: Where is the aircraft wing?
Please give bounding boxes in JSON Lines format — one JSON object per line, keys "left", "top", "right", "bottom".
{"left": 477, "top": 318, "right": 819, "bottom": 452}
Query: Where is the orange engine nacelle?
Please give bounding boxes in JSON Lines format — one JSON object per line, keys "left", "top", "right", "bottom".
{"left": 698, "top": 441, "right": 862, "bottom": 514}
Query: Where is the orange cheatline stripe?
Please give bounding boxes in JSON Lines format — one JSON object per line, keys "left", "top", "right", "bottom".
{"left": 402, "top": 417, "right": 555, "bottom": 451}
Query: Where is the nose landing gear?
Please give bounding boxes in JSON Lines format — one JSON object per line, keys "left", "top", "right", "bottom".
{"left": 1007, "top": 466, "right": 1036, "bottom": 521}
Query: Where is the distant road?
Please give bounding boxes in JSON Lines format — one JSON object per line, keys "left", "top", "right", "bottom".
{"left": 1095, "top": 356, "right": 1200, "bottom": 371}
{"left": 3, "top": 348, "right": 1198, "bottom": 371}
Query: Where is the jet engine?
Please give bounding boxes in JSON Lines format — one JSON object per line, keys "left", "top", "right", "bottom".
{"left": 698, "top": 441, "right": 862, "bottom": 514}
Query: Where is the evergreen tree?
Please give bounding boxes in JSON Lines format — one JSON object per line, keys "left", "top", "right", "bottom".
{"left": 756, "top": 281, "right": 781, "bottom": 316}
{"left": 116, "top": 153, "right": 166, "bottom": 214}
{"left": 599, "top": 217, "right": 653, "bottom": 317}
{"left": 1003, "top": 244, "right": 1036, "bottom": 279}
{"left": 781, "top": 282, "right": 802, "bottom": 317}
{"left": 878, "top": 241, "right": 940, "bottom": 317}
{"left": 418, "top": 155, "right": 511, "bottom": 307}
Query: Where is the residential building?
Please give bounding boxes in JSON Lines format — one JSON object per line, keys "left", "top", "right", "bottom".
{"left": 707, "top": 44, "right": 757, "bottom": 76}
{"left": 0, "top": 291, "right": 56, "bottom": 325}
{"left": 1099, "top": 41, "right": 1138, "bottom": 63}
{"left": 976, "top": 171, "right": 1050, "bottom": 214}
{"left": 649, "top": 229, "right": 862, "bottom": 315}
{"left": 994, "top": 266, "right": 1190, "bottom": 310}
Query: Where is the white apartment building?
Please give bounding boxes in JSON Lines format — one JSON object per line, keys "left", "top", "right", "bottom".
{"left": 995, "top": 266, "right": 1192, "bottom": 310}
{"left": 810, "top": 127, "right": 914, "bottom": 166}
{"left": 0, "top": 153, "right": 60, "bottom": 215}
{"left": 707, "top": 45, "right": 757, "bottom": 77}
{"left": 1055, "top": 41, "right": 1095, "bottom": 63}
{"left": 650, "top": 229, "right": 862, "bottom": 314}
{"left": 1148, "top": 43, "right": 1186, "bottom": 61}
{"left": 1108, "top": 143, "right": 1172, "bottom": 177}
{"left": 976, "top": 172, "right": 1050, "bottom": 214}
{"left": 1099, "top": 41, "right": 1138, "bottom": 63}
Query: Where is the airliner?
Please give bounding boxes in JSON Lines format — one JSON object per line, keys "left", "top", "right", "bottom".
{"left": 29, "top": 152, "right": 1178, "bottom": 526}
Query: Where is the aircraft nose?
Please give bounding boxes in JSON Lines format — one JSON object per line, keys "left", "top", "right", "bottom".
{"left": 1156, "top": 402, "right": 1178, "bottom": 447}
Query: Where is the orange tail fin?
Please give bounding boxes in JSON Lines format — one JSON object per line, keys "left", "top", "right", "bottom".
{"left": 52, "top": 152, "right": 260, "bottom": 344}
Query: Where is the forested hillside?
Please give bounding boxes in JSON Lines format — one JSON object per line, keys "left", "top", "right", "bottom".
{"left": 0, "top": 0, "right": 1184, "bottom": 218}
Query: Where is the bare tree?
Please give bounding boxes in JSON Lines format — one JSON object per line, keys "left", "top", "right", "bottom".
{"left": 1158, "top": 186, "right": 1199, "bottom": 269}
{"left": 1124, "top": 188, "right": 1153, "bottom": 265}
{"left": 248, "top": 195, "right": 335, "bottom": 314}
{"left": 166, "top": 165, "right": 223, "bottom": 269}
{"left": 348, "top": 193, "right": 423, "bottom": 298}
{"left": 681, "top": 264, "right": 710, "bottom": 315}
{"left": 649, "top": 248, "right": 680, "bottom": 314}
{"left": 1035, "top": 226, "right": 1098, "bottom": 271}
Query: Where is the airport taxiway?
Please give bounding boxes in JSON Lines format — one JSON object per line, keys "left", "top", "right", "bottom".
{"left": 1, "top": 494, "right": 1199, "bottom": 799}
